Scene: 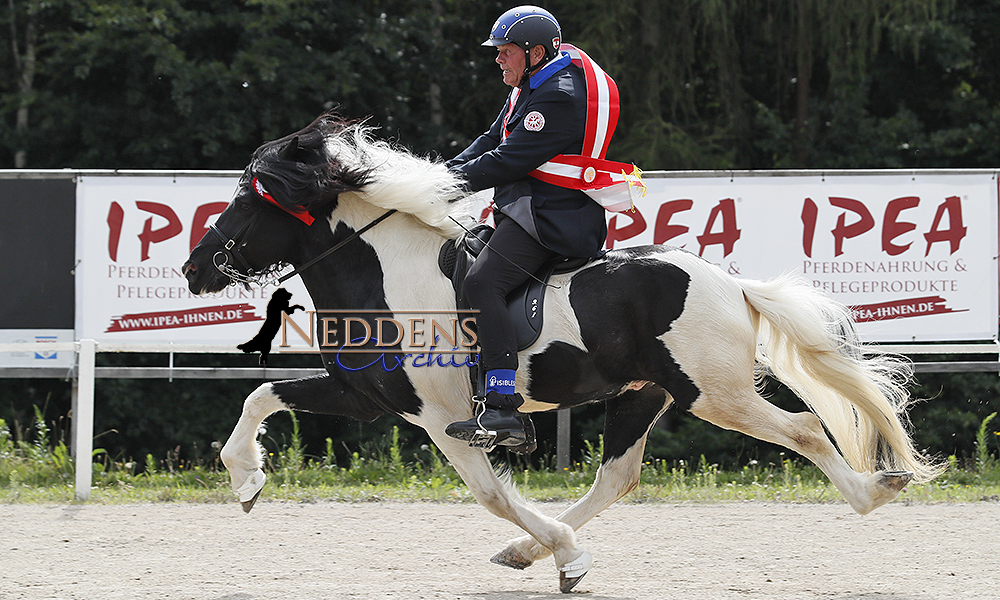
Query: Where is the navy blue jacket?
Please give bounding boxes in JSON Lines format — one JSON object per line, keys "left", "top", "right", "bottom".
{"left": 447, "top": 57, "right": 607, "bottom": 258}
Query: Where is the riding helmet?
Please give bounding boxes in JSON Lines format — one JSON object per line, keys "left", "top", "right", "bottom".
{"left": 482, "top": 6, "right": 562, "bottom": 78}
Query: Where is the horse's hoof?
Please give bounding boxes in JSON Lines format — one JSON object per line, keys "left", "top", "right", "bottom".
{"left": 235, "top": 468, "right": 266, "bottom": 513}
{"left": 241, "top": 489, "right": 263, "bottom": 513}
{"left": 559, "top": 572, "right": 587, "bottom": 594}
{"left": 558, "top": 549, "right": 592, "bottom": 593}
{"left": 878, "top": 470, "right": 913, "bottom": 492}
{"left": 491, "top": 546, "right": 533, "bottom": 570}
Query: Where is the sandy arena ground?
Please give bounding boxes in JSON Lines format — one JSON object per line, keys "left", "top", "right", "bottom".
{"left": 2, "top": 500, "right": 998, "bottom": 599}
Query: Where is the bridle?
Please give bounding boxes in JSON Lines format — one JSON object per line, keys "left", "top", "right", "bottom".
{"left": 208, "top": 211, "right": 270, "bottom": 287}
{"left": 209, "top": 180, "right": 397, "bottom": 288}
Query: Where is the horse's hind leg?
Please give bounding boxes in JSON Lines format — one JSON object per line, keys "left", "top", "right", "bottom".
{"left": 493, "top": 385, "right": 672, "bottom": 570}
{"left": 689, "top": 387, "right": 909, "bottom": 515}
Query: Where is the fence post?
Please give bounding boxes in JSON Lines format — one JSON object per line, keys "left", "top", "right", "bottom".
{"left": 74, "top": 339, "right": 96, "bottom": 501}
{"left": 556, "top": 408, "right": 570, "bottom": 470}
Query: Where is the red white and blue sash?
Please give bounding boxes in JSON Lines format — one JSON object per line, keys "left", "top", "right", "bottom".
{"left": 529, "top": 44, "right": 644, "bottom": 212}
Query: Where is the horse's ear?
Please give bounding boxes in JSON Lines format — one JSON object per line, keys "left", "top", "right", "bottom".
{"left": 279, "top": 136, "right": 301, "bottom": 162}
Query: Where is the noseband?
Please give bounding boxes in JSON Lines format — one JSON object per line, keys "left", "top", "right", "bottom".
{"left": 209, "top": 211, "right": 269, "bottom": 287}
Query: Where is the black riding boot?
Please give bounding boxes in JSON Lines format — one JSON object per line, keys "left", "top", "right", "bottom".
{"left": 446, "top": 391, "right": 536, "bottom": 451}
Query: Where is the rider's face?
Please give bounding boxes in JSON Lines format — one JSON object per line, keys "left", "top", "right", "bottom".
{"left": 496, "top": 43, "right": 526, "bottom": 87}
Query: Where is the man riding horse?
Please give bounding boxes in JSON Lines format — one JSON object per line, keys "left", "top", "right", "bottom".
{"left": 444, "top": 6, "right": 614, "bottom": 449}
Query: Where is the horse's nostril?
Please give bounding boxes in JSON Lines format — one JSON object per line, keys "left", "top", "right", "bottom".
{"left": 183, "top": 262, "right": 197, "bottom": 276}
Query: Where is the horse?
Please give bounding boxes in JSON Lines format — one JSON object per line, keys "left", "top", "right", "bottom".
{"left": 182, "top": 113, "right": 943, "bottom": 593}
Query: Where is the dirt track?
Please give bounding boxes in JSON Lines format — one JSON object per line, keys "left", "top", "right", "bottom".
{"left": 2, "top": 500, "right": 998, "bottom": 599}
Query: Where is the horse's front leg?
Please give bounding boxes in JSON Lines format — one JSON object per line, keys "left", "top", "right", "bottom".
{"left": 493, "top": 386, "right": 672, "bottom": 570}
{"left": 418, "top": 411, "right": 592, "bottom": 592}
{"left": 220, "top": 374, "right": 384, "bottom": 512}
{"left": 219, "top": 382, "right": 284, "bottom": 512}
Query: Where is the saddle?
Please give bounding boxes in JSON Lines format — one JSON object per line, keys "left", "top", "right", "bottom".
{"left": 437, "top": 224, "right": 594, "bottom": 352}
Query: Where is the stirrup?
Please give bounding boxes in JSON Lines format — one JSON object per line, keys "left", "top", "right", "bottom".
{"left": 468, "top": 399, "right": 498, "bottom": 451}
{"left": 467, "top": 430, "right": 499, "bottom": 451}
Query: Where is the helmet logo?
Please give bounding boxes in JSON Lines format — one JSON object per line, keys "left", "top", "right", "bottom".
{"left": 552, "top": 37, "right": 560, "bottom": 51}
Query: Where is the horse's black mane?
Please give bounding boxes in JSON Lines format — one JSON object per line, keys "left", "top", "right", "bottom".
{"left": 249, "top": 112, "right": 377, "bottom": 213}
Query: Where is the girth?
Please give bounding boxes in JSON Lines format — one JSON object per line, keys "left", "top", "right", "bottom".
{"left": 438, "top": 224, "right": 594, "bottom": 351}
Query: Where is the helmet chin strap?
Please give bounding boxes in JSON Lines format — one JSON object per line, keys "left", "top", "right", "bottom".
{"left": 519, "top": 49, "right": 551, "bottom": 89}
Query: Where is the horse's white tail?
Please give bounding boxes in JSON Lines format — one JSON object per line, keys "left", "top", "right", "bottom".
{"left": 738, "top": 274, "right": 945, "bottom": 483}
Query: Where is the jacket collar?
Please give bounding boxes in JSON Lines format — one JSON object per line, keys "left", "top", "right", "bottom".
{"left": 529, "top": 51, "right": 571, "bottom": 90}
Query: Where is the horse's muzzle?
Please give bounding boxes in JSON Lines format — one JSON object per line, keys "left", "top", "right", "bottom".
{"left": 182, "top": 258, "right": 227, "bottom": 295}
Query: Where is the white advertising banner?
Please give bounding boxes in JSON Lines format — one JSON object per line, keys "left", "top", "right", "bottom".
{"left": 607, "top": 171, "right": 999, "bottom": 342}
{"left": 73, "top": 171, "right": 998, "bottom": 346}
{"left": 75, "top": 175, "right": 314, "bottom": 345}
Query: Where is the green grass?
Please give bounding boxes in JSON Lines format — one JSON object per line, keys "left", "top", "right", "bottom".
{"left": 3, "top": 415, "right": 1000, "bottom": 506}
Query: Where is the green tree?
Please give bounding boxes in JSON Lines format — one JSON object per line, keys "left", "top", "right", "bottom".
{"left": 5, "top": 0, "right": 41, "bottom": 167}
{"left": 0, "top": 0, "right": 506, "bottom": 168}
{"left": 550, "top": 0, "right": 954, "bottom": 170}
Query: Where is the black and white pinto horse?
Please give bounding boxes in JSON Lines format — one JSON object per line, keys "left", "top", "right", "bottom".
{"left": 183, "top": 114, "right": 942, "bottom": 593}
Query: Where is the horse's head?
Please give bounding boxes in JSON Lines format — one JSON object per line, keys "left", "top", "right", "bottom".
{"left": 182, "top": 113, "right": 374, "bottom": 294}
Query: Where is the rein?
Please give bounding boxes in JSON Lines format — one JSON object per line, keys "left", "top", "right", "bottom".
{"left": 210, "top": 205, "right": 397, "bottom": 287}
{"left": 276, "top": 209, "right": 397, "bottom": 284}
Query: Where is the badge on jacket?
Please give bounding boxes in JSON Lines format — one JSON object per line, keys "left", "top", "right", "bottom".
{"left": 524, "top": 111, "right": 545, "bottom": 132}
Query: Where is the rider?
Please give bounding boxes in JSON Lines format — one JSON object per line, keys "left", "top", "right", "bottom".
{"left": 444, "top": 6, "right": 609, "bottom": 449}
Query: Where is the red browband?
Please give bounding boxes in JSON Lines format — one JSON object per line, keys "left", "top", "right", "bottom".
{"left": 252, "top": 177, "right": 316, "bottom": 225}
